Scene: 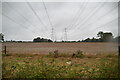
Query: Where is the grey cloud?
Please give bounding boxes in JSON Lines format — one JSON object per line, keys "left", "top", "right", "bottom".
{"left": 2, "top": 2, "right": 118, "bottom": 41}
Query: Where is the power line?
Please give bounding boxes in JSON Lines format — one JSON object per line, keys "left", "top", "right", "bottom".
{"left": 96, "top": 18, "right": 119, "bottom": 29}
{"left": 68, "top": 3, "right": 119, "bottom": 40}
{"left": 69, "top": 2, "right": 105, "bottom": 35}
{"left": 26, "top": 1, "right": 49, "bottom": 31}
{"left": 61, "top": 2, "right": 88, "bottom": 41}
{"left": 96, "top": 3, "right": 119, "bottom": 22}
{"left": 42, "top": 0, "right": 53, "bottom": 28}
{"left": 77, "top": 2, "right": 119, "bottom": 36}
{"left": 70, "top": 2, "right": 118, "bottom": 35}
{"left": 5, "top": 2, "right": 34, "bottom": 27}
{"left": 26, "top": 1, "right": 52, "bottom": 38}
{"left": 66, "top": 2, "right": 104, "bottom": 40}
{"left": 2, "top": 13, "right": 27, "bottom": 29}
{"left": 4, "top": 2, "right": 50, "bottom": 37}
{"left": 67, "top": 2, "right": 88, "bottom": 30}
{"left": 51, "top": 28, "right": 54, "bottom": 41}
{"left": 72, "top": 17, "right": 119, "bottom": 40}
{"left": 80, "top": 3, "right": 118, "bottom": 32}
{"left": 66, "top": 0, "right": 90, "bottom": 30}
{"left": 42, "top": 0, "right": 55, "bottom": 41}
{"left": 4, "top": 2, "right": 48, "bottom": 36}
{"left": 2, "top": 13, "right": 36, "bottom": 35}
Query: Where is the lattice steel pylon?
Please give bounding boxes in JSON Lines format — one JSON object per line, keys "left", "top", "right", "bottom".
{"left": 51, "top": 28, "right": 55, "bottom": 42}
{"left": 64, "top": 28, "right": 68, "bottom": 42}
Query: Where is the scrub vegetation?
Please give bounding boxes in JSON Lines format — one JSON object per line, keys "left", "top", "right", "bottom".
{"left": 2, "top": 52, "right": 119, "bottom": 78}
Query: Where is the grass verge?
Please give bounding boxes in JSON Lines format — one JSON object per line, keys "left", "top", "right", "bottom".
{"left": 2, "top": 53, "right": 119, "bottom": 78}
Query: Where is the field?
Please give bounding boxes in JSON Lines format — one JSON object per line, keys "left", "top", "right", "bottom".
{"left": 1, "top": 42, "right": 119, "bottom": 78}
{"left": 2, "top": 42, "right": 118, "bottom": 54}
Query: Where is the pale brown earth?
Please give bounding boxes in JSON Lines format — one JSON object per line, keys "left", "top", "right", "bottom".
{"left": 1, "top": 42, "right": 118, "bottom": 54}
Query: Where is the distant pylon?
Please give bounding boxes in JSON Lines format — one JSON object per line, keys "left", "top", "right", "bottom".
{"left": 51, "top": 28, "right": 55, "bottom": 42}
{"left": 64, "top": 28, "right": 68, "bottom": 41}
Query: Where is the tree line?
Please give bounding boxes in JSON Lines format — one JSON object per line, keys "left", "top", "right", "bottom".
{"left": 33, "top": 31, "right": 119, "bottom": 42}
{"left": 0, "top": 33, "right": 4, "bottom": 42}
{"left": 33, "top": 37, "right": 53, "bottom": 42}
{"left": 80, "top": 31, "right": 119, "bottom": 42}
{"left": 0, "top": 31, "right": 120, "bottom": 43}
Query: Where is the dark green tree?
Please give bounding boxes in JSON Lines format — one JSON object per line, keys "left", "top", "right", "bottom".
{"left": 33, "top": 37, "right": 53, "bottom": 42}
{"left": 84, "top": 38, "right": 91, "bottom": 42}
{"left": 0, "top": 33, "right": 4, "bottom": 42}
{"left": 97, "top": 31, "right": 113, "bottom": 42}
{"left": 97, "top": 31, "right": 104, "bottom": 42}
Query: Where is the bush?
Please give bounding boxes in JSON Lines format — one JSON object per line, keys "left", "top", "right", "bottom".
{"left": 72, "top": 50, "right": 84, "bottom": 58}
{"left": 48, "top": 50, "right": 59, "bottom": 58}
{"left": 54, "top": 50, "right": 59, "bottom": 58}
{"left": 48, "top": 50, "right": 84, "bottom": 58}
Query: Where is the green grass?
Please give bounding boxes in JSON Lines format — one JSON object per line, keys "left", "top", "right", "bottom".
{"left": 2, "top": 53, "right": 119, "bottom": 78}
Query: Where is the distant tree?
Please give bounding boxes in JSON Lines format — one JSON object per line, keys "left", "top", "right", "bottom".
{"left": 91, "top": 37, "right": 97, "bottom": 42}
{"left": 48, "top": 39, "right": 53, "bottom": 42}
{"left": 114, "top": 36, "right": 120, "bottom": 43}
{"left": 33, "top": 37, "right": 53, "bottom": 42}
{"left": 84, "top": 38, "right": 91, "bottom": 42}
{"left": 118, "top": 36, "right": 120, "bottom": 43}
{"left": 17, "top": 41, "right": 23, "bottom": 43}
{"left": 33, "top": 37, "right": 41, "bottom": 42}
{"left": 0, "top": 33, "right": 4, "bottom": 42}
{"left": 103, "top": 33, "right": 113, "bottom": 42}
{"left": 78, "top": 40, "right": 81, "bottom": 42}
{"left": 97, "top": 31, "right": 104, "bottom": 42}
{"left": 62, "top": 40, "right": 64, "bottom": 42}
{"left": 97, "top": 31, "right": 113, "bottom": 42}
{"left": 97, "top": 31, "right": 104, "bottom": 38}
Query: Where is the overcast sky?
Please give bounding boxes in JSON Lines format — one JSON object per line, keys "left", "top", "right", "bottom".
{"left": 1, "top": 1, "right": 119, "bottom": 41}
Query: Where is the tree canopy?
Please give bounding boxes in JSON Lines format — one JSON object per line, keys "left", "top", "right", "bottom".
{"left": 0, "top": 33, "right": 4, "bottom": 42}
{"left": 81, "top": 31, "right": 119, "bottom": 42}
{"left": 33, "top": 37, "right": 53, "bottom": 42}
{"left": 97, "top": 31, "right": 113, "bottom": 42}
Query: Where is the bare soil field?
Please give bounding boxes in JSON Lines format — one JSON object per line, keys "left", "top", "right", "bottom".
{"left": 2, "top": 42, "right": 118, "bottom": 54}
